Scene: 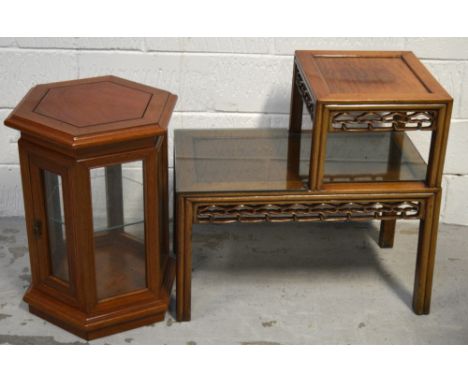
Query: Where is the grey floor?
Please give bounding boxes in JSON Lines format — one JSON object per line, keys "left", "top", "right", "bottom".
{"left": 0, "top": 216, "right": 467, "bottom": 345}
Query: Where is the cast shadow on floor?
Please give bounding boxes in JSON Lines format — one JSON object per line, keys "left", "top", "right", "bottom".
{"left": 168, "top": 221, "right": 417, "bottom": 318}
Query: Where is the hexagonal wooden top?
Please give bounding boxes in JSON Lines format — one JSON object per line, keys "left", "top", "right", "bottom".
{"left": 295, "top": 50, "right": 452, "bottom": 103}
{"left": 5, "top": 76, "right": 177, "bottom": 149}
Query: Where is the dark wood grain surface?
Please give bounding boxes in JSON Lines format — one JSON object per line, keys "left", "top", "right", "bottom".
{"left": 6, "top": 76, "right": 176, "bottom": 339}
{"left": 5, "top": 75, "right": 177, "bottom": 149}
{"left": 295, "top": 50, "right": 452, "bottom": 102}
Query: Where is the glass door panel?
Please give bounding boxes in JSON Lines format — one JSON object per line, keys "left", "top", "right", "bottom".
{"left": 90, "top": 160, "right": 146, "bottom": 300}
{"left": 43, "top": 170, "right": 69, "bottom": 282}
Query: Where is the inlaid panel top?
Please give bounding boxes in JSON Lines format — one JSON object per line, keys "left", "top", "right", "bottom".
{"left": 295, "top": 50, "right": 452, "bottom": 103}
{"left": 4, "top": 76, "right": 177, "bottom": 149}
{"left": 35, "top": 81, "right": 152, "bottom": 128}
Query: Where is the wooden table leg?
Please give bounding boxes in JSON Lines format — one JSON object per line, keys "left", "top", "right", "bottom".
{"left": 287, "top": 63, "right": 305, "bottom": 185}
{"left": 176, "top": 195, "right": 193, "bottom": 321}
{"left": 288, "top": 63, "right": 303, "bottom": 135}
{"left": 378, "top": 132, "right": 405, "bottom": 248}
{"left": 413, "top": 191, "right": 442, "bottom": 315}
{"left": 379, "top": 219, "right": 396, "bottom": 248}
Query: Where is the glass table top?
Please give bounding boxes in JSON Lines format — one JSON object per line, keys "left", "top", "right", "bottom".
{"left": 174, "top": 128, "right": 427, "bottom": 193}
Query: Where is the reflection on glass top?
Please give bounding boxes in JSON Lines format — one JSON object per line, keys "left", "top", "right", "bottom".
{"left": 174, "top": 128, "right": 427, "bottom": 193}
{"left": 175, "top": 128, "right": 308, "bottom": 193}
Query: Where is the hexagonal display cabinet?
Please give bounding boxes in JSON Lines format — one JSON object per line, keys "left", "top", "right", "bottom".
{"left": 4, "top": 76, "right": 177, "bottom": 339}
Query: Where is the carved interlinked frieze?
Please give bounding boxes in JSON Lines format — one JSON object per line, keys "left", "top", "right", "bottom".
{"left": 330, "top": 110, "right": 438, "bottom": 132}
{"left": 295, "top": 66, "right": 315, "bottom": 118}
{"left": 195, "top": 201, "right": 422, "bottom": 224}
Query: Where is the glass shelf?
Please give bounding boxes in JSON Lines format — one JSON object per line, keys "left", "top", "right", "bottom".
{"left": 47, "top": 216, "right": 145, "bottom": 234}
{"left": 45, "top": 172, "right": 145, "bottom": 235}
{"left": 175, "top": 128, "right": 428, "bottom": 193}
{"left": 90, "top": 170, "right": 144, "bottom": 236}
{"left": 323, "top": 131, "right": 427, "bottom": 183}
{"left": 175, "top": 128, "right": 308, "bottom": 193}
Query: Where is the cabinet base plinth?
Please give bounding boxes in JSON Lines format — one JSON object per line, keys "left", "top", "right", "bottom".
{"left": 24, "top": 257, "right": 175, "bottom": 341}
{"left": 28, "top": 305, "right": 166, "bottom": 341}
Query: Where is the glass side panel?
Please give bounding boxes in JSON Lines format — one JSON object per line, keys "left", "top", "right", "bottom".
{"left": 90, "top": 161, "right": 146, "bottom": 301}
{"left": 323, "top": 131, "right": 428, "bottom": 183}
{"left": 43, "top": 170, "right": 69, "bottom": 282}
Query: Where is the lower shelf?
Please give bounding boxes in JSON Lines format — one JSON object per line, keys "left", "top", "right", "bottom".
{"left": 94, "top": 231, "right": 146, "bottom": 301}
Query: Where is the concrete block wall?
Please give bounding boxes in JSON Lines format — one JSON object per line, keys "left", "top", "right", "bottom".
{"left": 0, "top": 37, "right": 467, "bottom": 225}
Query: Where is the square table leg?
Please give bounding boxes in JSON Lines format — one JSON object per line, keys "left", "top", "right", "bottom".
{"left": 413, "top": 191, "right": 442, "bottom": 315}
{"left": 176, "top": 195, "right": 193, "bottom": 321}
{"left": 378, "top": 132, "right": 405, "bottom": 249}
{"left": 379, "top": 219, "right": 396, "bottom": 248}
{"left": 288, "top": 63, "right": 304, "bottom": 134}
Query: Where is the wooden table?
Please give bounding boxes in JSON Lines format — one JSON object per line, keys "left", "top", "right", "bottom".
{"left": 174, "top": 50, "right": 453, "bottom": 322}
